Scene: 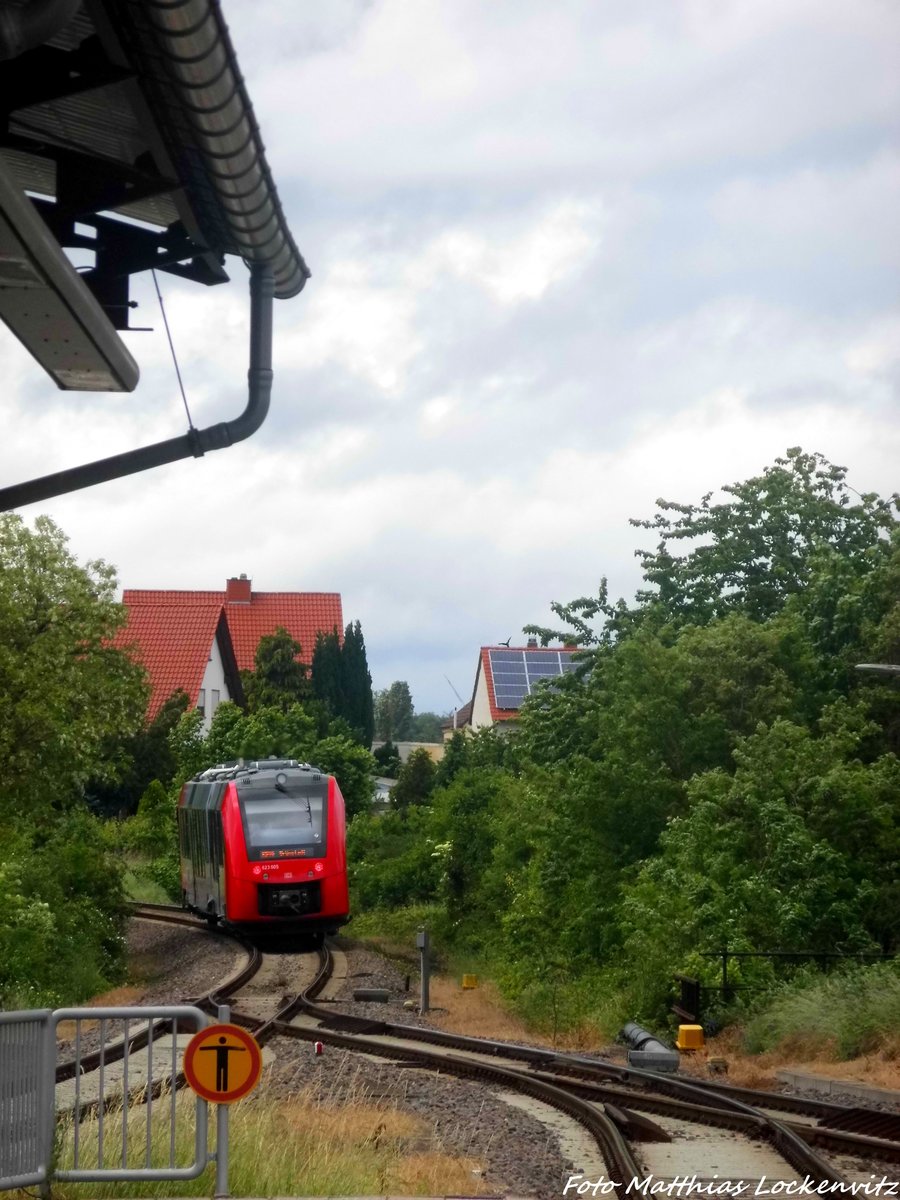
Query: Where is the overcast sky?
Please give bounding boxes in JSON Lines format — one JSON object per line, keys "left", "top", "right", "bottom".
{"left": 2, "top": 0, "right": 898, "bottom": 715}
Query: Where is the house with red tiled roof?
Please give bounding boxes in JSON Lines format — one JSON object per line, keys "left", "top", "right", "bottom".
{"left": 461, "top": 639, "right": 580, "bottom": 733}
{"left": 120, "top": 576, "right": 343, "bottom": 729}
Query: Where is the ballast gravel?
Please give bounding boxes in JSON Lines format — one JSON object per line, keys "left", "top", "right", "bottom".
{"left": 129, "top": 920, "right": 242, "bottom": 1005}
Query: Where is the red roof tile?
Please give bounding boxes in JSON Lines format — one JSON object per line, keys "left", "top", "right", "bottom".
{"left": 117, "top": 602, "right": 223, "bottom": 720}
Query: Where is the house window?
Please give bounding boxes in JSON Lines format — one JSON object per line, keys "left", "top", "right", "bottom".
{"left": 197, "top": 689, "right": 206, "bottom": 718}
{"left": 211, "top": 689, "right": 220, "bottom": 716}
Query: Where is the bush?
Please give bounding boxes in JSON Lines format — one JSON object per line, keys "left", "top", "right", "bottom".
{"left": 0, "top": 809, "right": 128, "bottom": 1007}
{"left": 348, "top": 903, "right": 449, "bottom": 958}
{"left": 149, "top": 848, "right": 181, "bottom": 901}
{"left": 348, "top": 809, "right": 441, "bottom": 909}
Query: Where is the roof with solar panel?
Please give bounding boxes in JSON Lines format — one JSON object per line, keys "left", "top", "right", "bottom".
{"left": 470, "top": 639, "right": 581, "bottom": 728}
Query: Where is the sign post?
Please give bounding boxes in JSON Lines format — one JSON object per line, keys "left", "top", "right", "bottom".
{"left": 416, "top": 927, "right": 430, "bottom": 1014}
{"left": 183, "top": 1006, "right": 263, "bottom": 1199}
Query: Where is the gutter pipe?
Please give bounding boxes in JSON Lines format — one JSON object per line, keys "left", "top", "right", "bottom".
{"left": 142, "top": 0, "right": 310, "bottom": 299}
{"left": 0, "top": 262, "right": 274, "bottom": 511}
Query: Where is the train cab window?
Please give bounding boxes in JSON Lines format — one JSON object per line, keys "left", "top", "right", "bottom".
{"left": 238, "top": 787, "right": 327, "bottom": 860}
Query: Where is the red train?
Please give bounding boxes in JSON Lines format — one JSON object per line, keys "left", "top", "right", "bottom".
{"left": 177, "top": 759, "right": 349, "bottom": 938}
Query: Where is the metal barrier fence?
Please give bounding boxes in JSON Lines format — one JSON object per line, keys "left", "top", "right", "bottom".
{"left": 0, "top": 1009, "right": 54, "bottom": 1190}
{"left": 0, "top": 1004, "right": 222, "bottom": 1194}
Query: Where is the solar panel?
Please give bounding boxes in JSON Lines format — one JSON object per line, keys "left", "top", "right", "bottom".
{"left": 487, "top": 648, "right": 580, "bottom": 710}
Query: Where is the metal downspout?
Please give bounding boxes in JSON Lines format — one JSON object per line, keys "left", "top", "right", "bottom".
{"left": 0, "top": 263, "right": 274, "bottom": 511}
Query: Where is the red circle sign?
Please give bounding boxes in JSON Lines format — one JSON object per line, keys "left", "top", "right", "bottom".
{"left": 183, "top": 1023, "right": 262, "bottom": 1103}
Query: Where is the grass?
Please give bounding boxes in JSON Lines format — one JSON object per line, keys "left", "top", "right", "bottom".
{"left": 123, "top": 863, "right": 171, "bottom": 906}
{"left": 13, "top": 1072, "right": 490, "bottom": 1199}
{"left": 347, "top": 902, "right": 445, "bottom": 960}
{"left": 742, "top": 959, "right": 900, "bottom": 1060}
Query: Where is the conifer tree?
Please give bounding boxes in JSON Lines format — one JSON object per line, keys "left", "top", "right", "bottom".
{"left": 341, "top": 620, "right": 375, "bottom": 746}
{"left": 311, "top": 627, "right": 343, "bottom": 715}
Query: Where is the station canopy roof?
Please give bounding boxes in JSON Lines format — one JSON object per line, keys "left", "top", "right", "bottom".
{"left": 0, "top": 0, "right": 309, "bottom": 392}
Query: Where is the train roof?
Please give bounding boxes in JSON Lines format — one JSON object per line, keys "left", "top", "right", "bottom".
{"left": 192, "top": 760, "right": 324, "bottom": 782}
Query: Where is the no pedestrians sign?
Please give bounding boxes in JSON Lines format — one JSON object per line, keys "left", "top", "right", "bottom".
{"left": 183, "top": 1023, "right": 262, "bottom": 1103}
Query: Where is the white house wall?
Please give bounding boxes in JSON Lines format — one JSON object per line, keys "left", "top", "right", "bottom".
{"left": 197, "top": 636, "right": 231, "bottom": 731}
{"left": 471, "top": 666, "right": 494, "bottom": 731}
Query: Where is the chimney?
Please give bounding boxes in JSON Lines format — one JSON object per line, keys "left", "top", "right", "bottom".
{"left": 526, "top": 637, "right": 538, "bottom": 648}
{"left": 226, "top": 574, "right": 251, "bottom": 604}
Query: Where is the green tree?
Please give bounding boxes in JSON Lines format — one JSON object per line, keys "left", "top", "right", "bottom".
{"left": 631, "top": 447, "right": 899, "bottom": 625}
{"left": 89, "top": 689, "right": 189, "bottom": 817}
{"left": 373, "top": 739, "right": 402, "bottom": 778}
{"left": 431, "top": 767, "right": 507, "bottom": 917}
{"left": 434, "top": 731, "right": 470, "bottom": 788}
{"left": 374, "top": 681, "right": 415, "bottom": 742}
{"left": 0, "top": 513, "right": 147, "bottom": 821}
{"left": 313, "top": 736, "right": 376, "bottom": 819}
{"left": 127, "top": 779, "right": 175, "bottom": 856}
{"left": 242, "top": 627, "right": 311, "bottom": 712}
{"left": 168, "top": 707, "right": 208, "bottom": 783}
{"left": 618, "top": 707, "right": 899, "bottom": 1016}
{"left": 409, "top": 711, "right": 443, "bottom": 742}
{"left": 347, "top": 806, "right": 441, "bottom": 909}
{"left": 391, "top": 748, "right": 437, "bottom": 813}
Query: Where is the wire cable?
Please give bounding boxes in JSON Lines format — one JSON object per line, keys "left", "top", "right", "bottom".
{"left": 151, "top": 268, "right": 195, "bottom": 430}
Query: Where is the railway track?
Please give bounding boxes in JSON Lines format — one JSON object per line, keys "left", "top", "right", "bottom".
{"left": 56, "top": 905, "right": 900, "bottom": 1195}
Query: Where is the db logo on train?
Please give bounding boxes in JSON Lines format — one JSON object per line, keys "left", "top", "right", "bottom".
{"left": 183, "top": 1023, "right": 262, "bottom": 1104}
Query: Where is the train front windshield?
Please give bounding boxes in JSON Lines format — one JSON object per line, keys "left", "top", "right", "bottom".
{"left": 239, "top": 789, "right": 327, "bottom": 860}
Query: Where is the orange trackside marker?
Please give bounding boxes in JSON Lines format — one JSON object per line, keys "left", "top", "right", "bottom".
{"left": 183, "top": 1023, "right": 262, "bottom": 1103}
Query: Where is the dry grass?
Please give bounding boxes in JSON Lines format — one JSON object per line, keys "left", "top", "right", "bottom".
{"left": 426, "top": 973, "right": 606, "bottom": 1051}
{"left": 678, "top": 1026, "right": 900, "bottom": 1090}
{"left": 56, "top": 985, "right": 146, "bottom": 1040}
{"left": 16, "top": 1069, "right": 491, "bottom": 1198}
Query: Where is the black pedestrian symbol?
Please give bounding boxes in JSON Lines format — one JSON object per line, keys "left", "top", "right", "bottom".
{"left": 199, "top": 1035, "right": 246, "bottom": 1091}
